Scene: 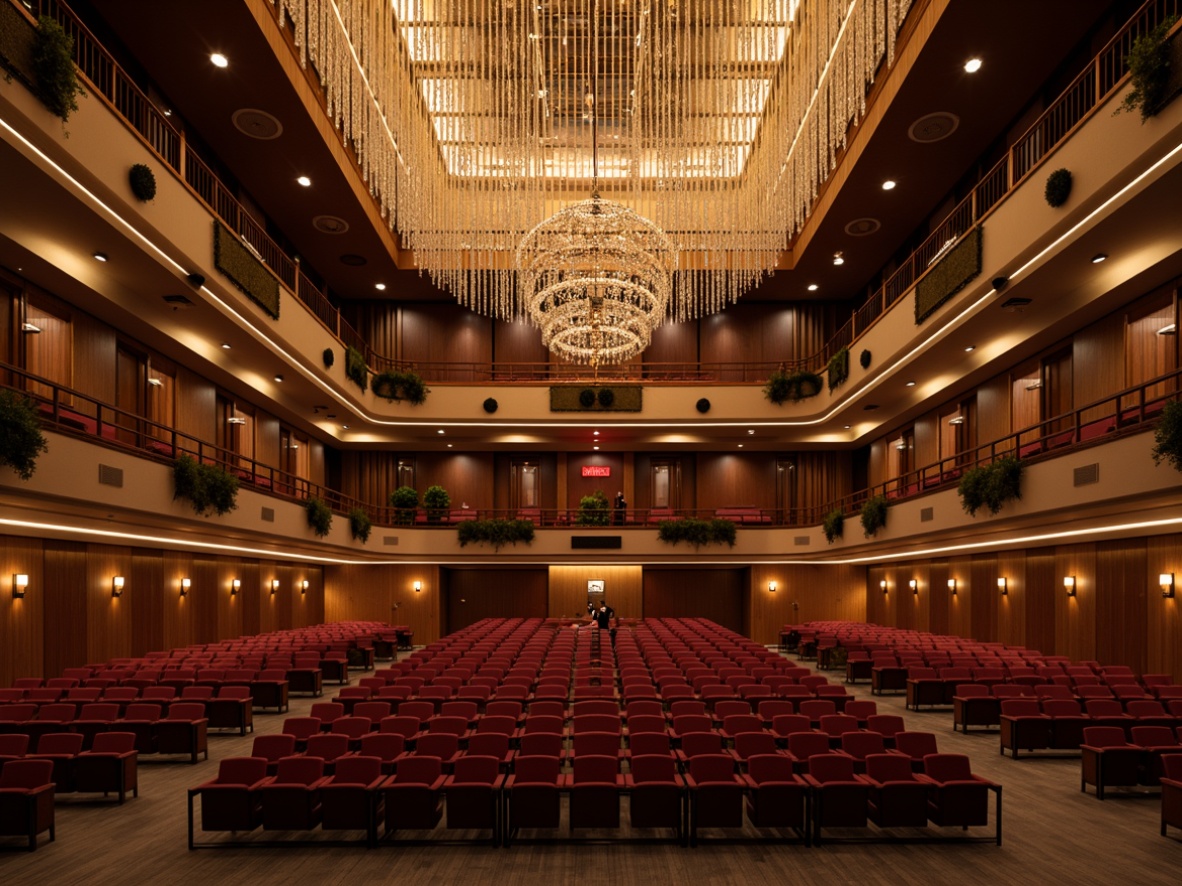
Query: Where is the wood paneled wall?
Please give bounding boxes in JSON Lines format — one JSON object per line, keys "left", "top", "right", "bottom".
{"left": 548, "top": 565, "right": 642, "bottom": 622}
{"left": 747, "top": 563, "right": 866, "bottom": 646}
{"left": 694, "top": 453, "right": 777, "bottom": 510}
{"left": 862, "top": 533, "right": 1182, "bottom": 681}
{"left": 444, "top": 569, "right": 549, "bottom": 633}
{"left": 643, "top": 568, "right": 746, "bottom": 633}
{"left": 324, "top": 563, "right": 441, "bottom": 645}
{"left": 0, "top": 535, "right": 325, "bottom": 686}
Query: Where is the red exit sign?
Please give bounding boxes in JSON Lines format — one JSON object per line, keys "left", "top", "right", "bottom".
{"left": 581, "top": 466, "right": 611, "bottom": 477}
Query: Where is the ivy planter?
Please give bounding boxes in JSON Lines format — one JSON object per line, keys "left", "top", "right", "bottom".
{"left": 1152, "top": 400, "right": 1182, "bottom": 471}
{"left": 32, "top": 16, "right": 84, "bottom": 122}
{"left": 305, "top": 496, "right": 334, "bottom": 537}
{"left": 763, "top": 369, "right": 824, "bottom": 405}
{"left": 423, "top": 485, "right": 451, "bottom": 523}
{"left": 344, "top": 346, "right": 368, "bottom": 393}
{"left": 172, "top": 454, "right": 239, "bottom": 517}
{"left": 457, "top": 518, "right": 536, "bottom": 551}
{"left": 826, "top": 347, "right": 850, "bottom": 392}
{"left": 349, "top": 507, "right": 372, "bottom": 543}
{"left": 129, "top": 163, "right": 157, "bottom": 202}
{"left": 958, "top": 456, "right": 1023, "bottom": 516}
{"left": 0, "top": 390, "right": 49, "bottom": 480}
{"left": 389, "top": 486, "right": 419, "bottom": 525}
{"left": 372, "top": 369, "right": 429, "bottom": 405}
{"left": 860, "top": 495, "right": 888, "bottom": 537}
{"left": 577, "top": 490, "right": 610, "bottom": 526}
{"left": 1044, "top": 168, "right": 1072, "bottom": 207}
{"left": 656, "top": 518, "right": 737, "bottom": 548}
{"left": 822, "top": 509, "right": 844, "bottom": 544}
{"left": 1118, "top": 17, "right": 1180, "bottom": 122}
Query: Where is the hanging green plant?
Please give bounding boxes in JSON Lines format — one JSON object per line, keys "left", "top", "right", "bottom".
{"left": 32, "top": 16, "right": 84, "bottom": 122}
{"left": 423, "top": 484, "right": 451, "bottom": 523}
{"left": 958, "top": 456, "right": 1023, "bottom": 516}
{"left": 656, "top": 518, "right": 737, "bottom": 548}
{"left": 371, "top": 369, "right": 430, "bottom": 405}
{"left": 1044, "top": 168, "right": 1072, "bottom": 207}
{"left": 822, "top": 509, "right": 844, "bottom": 544}
{"left": 305, "top": 496, "right": 334, "bottom": 537}
{"left": 1152, "top": 400, "right": 1182, "bottom": 471}
{"left": 577, "top": 490, "right": 611, "bottom": 526}
{"left": 128, "top": 163, "right": 157, "bottom": 202}
{"left": 322, "top": 348, "right": 335, "bottom": 368}
{"left": 349, "top": 507, "right": 372, "bottom": 543}
{"left": 763, "top": 369, "right": 824, "bottom": 405}
{"left": 826, "top": 347, "right": 850, "bottom": 392}
{"left": 172, "top": 454, "right": 238, "bottom": 517}
{"left": 0, "top": 390, "right": 49, "bottom": 480}
{"left": 344, "top": 345, "right": 368, "bottom": 393}
{"left": 457, "top": 518, "right": 536, "bottom": 551}
{"left": 389, "top": 486, "right": 420, "bottom": 525}
{"left": 1117, "top": 17, "right": 1179, "bottom": 122}
{"left": 859, "top": 349, "right": 872, "bottom": 370}
{"left": 860, "top": 495, "right": 888, "bottom": 537}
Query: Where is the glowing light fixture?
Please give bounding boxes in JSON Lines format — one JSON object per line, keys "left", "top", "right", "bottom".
{"left": 880, "top": 580, "right": 888, "bottom": 594}
{"left": 301, "top": 580, "right": 309, "bottom": 594}
{"left": 296, "top": 176, "right": 312, "bottom": 187}
{"left": 1064, "top": 576, "right": 1076, "bottom": 596}
{"left": 998, "top": 577, "right": 1008, "bottom": 595}
{"left": 210, "top": 53, "right": 229, "bottom": 68}
{"left": 271, "top": 579, "right": 280, "bottom": 595}
{"left": 964, "top": 57, "right": 982, "bottom": 73}
{"left": 13, "top": 574, "right": 29, "bottom": 599}
{"left": 231, "top": 578, "right": 241, "bottom": 596}
{"left": 413, "top": 581, "right": 422, "bottom": 593}
{"left": 1161, "top": 573, "right": 1175, "bottom": 598}
{"left": 180, "top": 577, "right": 191, "bottom": 597}
{"left": 112, "top": 576, "right": 125, "bottom": 597}
{"left": 768, "top": 581, "right": 777, "bottom": 593}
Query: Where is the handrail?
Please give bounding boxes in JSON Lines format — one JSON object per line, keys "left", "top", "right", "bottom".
{"left": 11, "top": 0, "right": 1176, "bottom": 385}
{"left": 4, "top": 360, "right": 1175, "bottom": 534}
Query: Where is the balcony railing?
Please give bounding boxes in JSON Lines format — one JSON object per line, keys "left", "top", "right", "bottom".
{"left": 12, "top": 0, "right": 1178, "bottom": 385}
{"left": 5, "top": 361, "right": 1176, "bottom": 537}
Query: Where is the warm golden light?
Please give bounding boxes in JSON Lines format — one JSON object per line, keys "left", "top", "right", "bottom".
{"left": 112, "top": 575, "right": 125, "bottom": 597}
{"left": 946, "top": 578, "right": 956, "bottom": 595}
{"left": 1064, "top": 576, "right": 1076, "bottom": 596}
{"left": 768, "top": 581, "right": 777, "bottom": 593}
{"left": 180, "top": 577, "right": 190, "bottom": 597}
{"left": 1161, "top": 573, "right": 1175, "bottom": 598}
{"left": 13, "top": 573, "right": 29, "bottom": 599}
{"left": 231, "top": 579, "right": 241, "bottom": 596}
{"left": 413, "top": 581, "right": 422, "bottom": 593}
{"left": 301, "top": 580, "right": 309, "bottom": 594}
{"left": 271, "top": 579, "right": 280, "bottom": 595}
{"left": 998, "top": 577, "right": 1008, "bottom": 595}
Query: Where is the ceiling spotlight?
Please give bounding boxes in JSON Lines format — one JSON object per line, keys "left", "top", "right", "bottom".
{"left": 1091, "top": 253, "right": 1107, "bottom": 264}
{"left": 342, "top": 424, "right": 349, "bottom": 429}
{"left": 905, "top": 381, "right": 916, "bottom": 387}
{"left": 807, "top": 284, "right": 818, "bottom": 291}
{"left": 437, "top": 429, "right": 445, "bottom": 435}
{"left": 375, "top": 283, "right": 386, "bottom": 291}
{"left": 593, "top": 445, "right": 600, "bottom": 451}
{"left": 964, "top": 57, "right": 982, "bottom": 73}
{"left": 210, "top": 53, "right": 229, "bottom": 68}
{"left": 843, "top": 425, "right": 851, "bottom": 429}
{"left": 446, "top": 443, "right": 453, "bottom": 448}
{"left": 737, "top": 444, "right": 744, "bottom": 448}
{"left": 296, "top": 176, "right": 312, "bottom": 187}
{"left": 964, "top": 345, "right": 975, "bottom": 352}
{"left": 93, "top": 252, "right": 109, "bottom": 262}
{"left": 221, "top": 343, "right": 232, "bottom": 350}
{"left": 274, "top": 374, "right": 283, "bottom": 383}
{"left": 832, "top": 252, "right": 844, "bottom": 266}
{"left": 881, "top": 180, "right": 897, "bottom": 191}
{"left": 593, "top": 430, "right": 600, "bottom": 436}
{"left": 747, "top": 429, "right": 755, "bottom": 435}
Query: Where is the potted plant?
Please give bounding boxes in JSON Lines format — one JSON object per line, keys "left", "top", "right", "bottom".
{"left": 172, "top": 454, "right": 238, "bottom": 516}
{"left": 1153, "top": 400, "right": 1182, "bottom": 470}
{"left": 349, "top": 507, "right": 372, "bottom": 543}
{"left": 826, "top": 347, "right": 850, "bottom": 392}
{"left": 763, "top": 368, "right": 824, "bottom": 404}
{"left": 656, "top": 518, "right": 737, "bottom": 548}
{"left": 860, "top": 495, "right": 887, "bottom": 537}
{"left": 1117, "top": 16, "right": 1180, "bottom": 122}
{"left": 371, "top": 369, "right": 430, "bottom": 405}
{"left": 576, "top": 490, "right": 610, "bottom": 526}
{"left": 456, "top": 518, "right": 536, "bottom": 551}
{"left": 822, "top": 509, "right": 844, "bottom": 544}
{"left": 344, "top": 345, "right": 368, "bottom": 393}
{"left": 423, "top": 484, "right": 451, "bottom": 523}
{"left": 128, "top": 163, "right": 157, "bottom": 202}
{"left": 1044, "top": 168, "right": 1072, "bottom": 207}
{"left": 0, "top": 390, "right": 49, "bottom": 480}
{"left": 389, "top": 486, "right": 419, "bottom": 525}
{"left": 958, "top": 456, "right": 1023, "bottom": 516}
{"left": 32, "top": 16, "right": 84, "bottom": 122}
{"left": 957, "top": 465, "right": 989, "bottom": 517}
{"left": 305, "top": 496, "right": 333, "bottom": 537}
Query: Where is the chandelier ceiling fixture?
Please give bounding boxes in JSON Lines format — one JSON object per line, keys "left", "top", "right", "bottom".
{"left": 275, "top": 0, "right": 915, "bottom": 363}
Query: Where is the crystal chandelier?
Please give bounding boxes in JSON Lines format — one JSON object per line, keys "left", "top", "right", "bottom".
{"left": 275, "top": 0, "right": 915, "bottom": 359}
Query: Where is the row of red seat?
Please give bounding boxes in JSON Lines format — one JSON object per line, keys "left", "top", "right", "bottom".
{"left": 0, "top": 732, "right": 138, "bottom": 804}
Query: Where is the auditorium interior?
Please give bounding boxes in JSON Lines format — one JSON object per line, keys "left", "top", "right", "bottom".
{"left": 2, "top": 0, "right": 1182, "bottom": 880}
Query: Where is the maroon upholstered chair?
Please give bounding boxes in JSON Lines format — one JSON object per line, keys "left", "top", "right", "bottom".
{"left": 250, "top": 734, "right": 297, "bottom": 776}
{"left": 803, "top": 753, "right": 869, "bottom": 844}
{"left": 321, "top": 754, "right": 384, "bottom": 845}
{"left": 863, "top": 753, "right": 928, "bottom": 829}
{"left": 155, "top": 702, "right": 208, "bottom": 763}
{"left": 684, "top": 753, "right": 744, "bottom": 846}
{"left": 1042, "top": 699, "right": 1088, "bottom": 750}
{"left": 29, "top": 732, "right": 84, "bottom": 792}
{"left": 71, "top": 731, "right": 138, "bottom": 803}
{"left": 1080, "top": 726, "right": 1145, "bottom": 799}
{"left": 999, "top": 698, "right": 1051, "bottom": 758}
{"left": 0, "top": 733, "right": 30, "bottom": 769}
{"left": 441, "top": 754, "right": 504, "bottom": 844}
{"left": 0, "top": 759, "right": 56, "bottom": 850}
{"left": 1161, "top": 754, "right": 1182, "bottom": 837}
{"left": 917, "top": 753, "right": 1000, "bottom": 843}
{"left": 204, "top": 686, "right": 254, "bottom": 736}
{"left": 503, "top": 754, "right": 562, "bottom": 845}
{"left": 382, "top": 755, "right": 446, "bottom": 838}
{"left": 187, "top": 756, "right": 268, "bottom": 848}
{"left": 626, "top": 753, "right": 684, "bottom": 842}
{"left": 305, "top": 733, "right": 352, "bottom": 773}
{"left": 260, "top": 755, "right": 328, "bottom": 830}
{"left": 566, "top": 754, "right": 624, "bottom": 830}
{"left": 743, "top": 753, "right": 808, "bottom": 839}
{"left": 836, "top": 731, "right": 886, "bottom": 774}
{"left": 1131, "top": 726, "right": 1182, "bottom": 784}
{"left": 786, "top": 731, "right": 832, "bottom": 775}
{"left": 891, "top": 732, "right": 939, "bottom": 772}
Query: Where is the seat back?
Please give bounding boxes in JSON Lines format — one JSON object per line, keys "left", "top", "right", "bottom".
{"left": 807, "top": 754, "right": 856, "bottom": 783}
{"left": 668, "top": 700, "right": 707, "bottom": 719}
{"left": 452, "top": 754, "right": 500, "bottom": 784}
{"left": 305, "top": 733, "right": 351, "bottom": 762}
{"left": 465, "top": 733, "right": 509, "bottom": 758}
{"left": 415, "top": 733, "right": 459, "bottom": 758}
{"left": 922, "top": 753, "right": 974, "bottom": 781}
{"left": 787, "top": 731, "right": 831, "bottom": 760}
{"left": 394, "top": 755, "right": 442, "bottom": 784}
{"left": 518, "top": 732, "right": 564, "bottom": 757}
{"left": 797, "top": 700, "right": 837, "bottom": 720}
{"left": 428, "top": 715, "right": 469, "bottom": 736}
{"left": 1085, "top": 700, "right": 1125, "bottom": 717}
{"left": 332, "top": 755, "right": 382, "bottom": 784}
{"left": 688, "top": 753, "right": 736, "bottom": 783}
{"left": 484, "top": 701, "right": 523, "bottom": 720}
{"left": 272, "top": 755, "right": 325, "bottom": 785}
{"left": 522, "top": 715, "right": 564, "bottom": 735}
{"left": 0, "top": 733, "right": 31, "bottom": 755}
{"left": 513, "top": 754, "right": 560, "bottom": 784}
{"left": 1130, "top": 725, "right": 1177, "bottom": 746}
{"left": 629, "top": 732, "right": 671, "bottom": 756}
{"left": 251, "top": 734, "right": 297, "bottom": 761}
{"left": 1082, "top": 726, "right": 1129, "bottom": 748}
{"left": 630, "top": 753, "right": 677, "bottom": 783}
{"left": 672, "top": 714, "right": 712, "bottom": 735}
{"left": 168, "top": 703, "right": 205, "bottom": 721}
{"left": 1000, "top": 699, "right": 1043, "bottom": 717}
{"left": 722, "top": 714, "right": 763, "bottom": 735}
{"left": 572, "top": 754, "right": 618, "bottom": 784}
{"left": 77, "top": 703, "right": 120, "bottom": 721}
{"left": 1042, "top": 699, "right": 1083, "bottom": 717}
{"left": 843, "top": 700, "right": 877, "bottom": 720}
{"left": 0, "top": 758, "right": 55, "bottom": 789}
{"left": 840, "top": 731, "right": 885, "bottom": 758}
{"left": 747, "top": 753, "right": 794, "bottom": 784}
{"left": 864, "top": 753, "right": 915, "bottom": 783}
{"left": 309, "top": 702, "right": 346, "bottom": 723}
{"left": 771, "top": 714, "right": 813, "bottom": 737}
{"left": 89, "top": 731, "right": 136, "bottom": 754}
{"left": 893, "top": 731, "right": 939, "bottom": 759}
{"left": 733, "top": 731, "right": 778, "bottom": 759}
{"left": 216, "top": 756, "right": 268, "bottom": 786}
{"left": 35, "top": 732, "right": 85, "bottom": 754}
{"left": 358, "top": 732, "right": 406, "bottom": 760}
{"left": 1126, "top": 700, "right": 1167, "bottom": 718}
{"left": 680, "top": 732, "right": 723, "bottom": 758}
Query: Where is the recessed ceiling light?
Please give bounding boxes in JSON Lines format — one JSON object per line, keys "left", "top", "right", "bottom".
{"left": 296, "top": 176, "right": 312, "bottom": 187}
{"left": 833, "top": 252, "right": 844, "bottom": 266}
{"left": 737, "top": 444, "right": 744, "bottom": 448}
{"left": 374, "top": 283, "right": 386, "bottom": 291}
{"left": 964, "top": 57, "right": 982, "bottom": 73}
{"left": 1091, "top": 253, "right": 1107, "bottom": 264}
{"left": 593, "top": 430, "right": 599, "bottom": 436}
{"left": 807, "top": 284, "right": 818, "bottom": 292}
{"left": 747, "top": 429, "right": 755, "bottom": 435}
{"left": 843, "top": 425, "right": 851, "bottom": 429}
{"left": 964, "top": 345, "right": 975, "bottom": 352}
{"left": 881, "top": 180, "right": 897, "bottom": 191}
{"left": 342, "top": 424, "right": 349, "bottom": 429}
{"left": 274, "top": 374, "right": 283, "bottom": 383}
{"left": 93, "top": 252, "right": 109, "bottom": 262}
{"left": 437, "top": 429, "right": 445, "bottom": 435}
{"left": 210, "top": 53, "right": 229, "bottom": 68}
{"left": 593, "top": 445, "right": 599, "bottom": 451}
{"left": 447, "top": 443, "right": 453, "bottom": 448}
{"left": 221, "top": 343, "right": 231, "bottom": 350}
{"left": 905, "top": 381, "right": 916, "bottom": 387}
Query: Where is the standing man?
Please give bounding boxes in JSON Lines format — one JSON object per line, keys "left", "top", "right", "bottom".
{"left": 594, "top": 602, "right": 617, "bottom": 646}
{"left": 613, "top": 491, "right": 627, "bottom": 525}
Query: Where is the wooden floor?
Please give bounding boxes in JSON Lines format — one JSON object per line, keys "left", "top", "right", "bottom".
{"left": 3, "top": 650, "right": 1180, "bottom": 885}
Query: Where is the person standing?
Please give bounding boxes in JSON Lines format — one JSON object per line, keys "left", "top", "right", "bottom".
{"left": 613, "top": 491, "right": 627, "bottom": 525}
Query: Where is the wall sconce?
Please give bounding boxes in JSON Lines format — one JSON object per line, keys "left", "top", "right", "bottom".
{"left": 1161, "top": 573, "right": 1175, "bottom": 598}
{"left": 300, "top": 580, "right": 309, "bottom": 595}
{"left": 909, "top": 579, "right": 918, "bottom": 594}
{"left": 413, "top": 581, "right": 422, "bottom": 593}
{"left": 13, "top": 574, "right": 29, "bottom": 599}
{"left": 270, "top": 579, "right": 280, "bottom": 596}
{"left": 946, "top": 579, "right": 956, "bottom": 596}
{"left": 112, "top": 576, "right": 125, "bottom": 598}
{"left": 231, "top": 579, "right": 241, "bottom": 596}
{"left": 997, "top": 577, "right": 1008, "bottom": 596}
{"left": 768, "top": 581, "right": 777, "bottom": 593}
{"left": 1064, "top": 576, "right": 1076, "bottom": 597}
{"left": 180, "top": 577, "right": 190, "bottom": 598}
{"left": 880, "top": 580, "right": 888, "bottom": 594}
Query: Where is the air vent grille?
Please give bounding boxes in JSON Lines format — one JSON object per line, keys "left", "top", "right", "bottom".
{"left": 98, "top": 464, "right": 123, "bottom": 487}
{"left": 1074, "top": 464, "right": 1100, "bottom": 486}
{"left": 261, "top": 507, "right": 275, "bottom": 522}
{"left": 383, "top": 536, "right": 399, "bottom": 546}
{"left": 920, "top": 507, "right": 934, "bottom": 522}
{"left": 793, "top": 536, "right": 810, "bottom": 546}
